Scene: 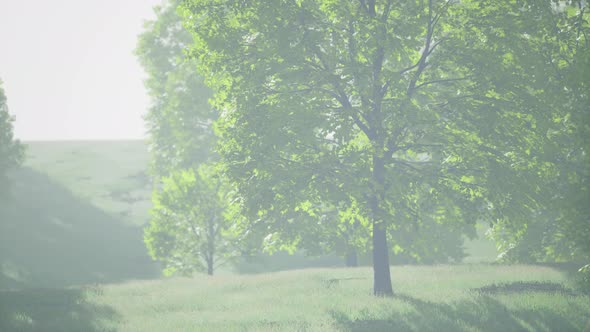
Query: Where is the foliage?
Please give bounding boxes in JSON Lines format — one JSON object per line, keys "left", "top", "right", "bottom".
{"left": 144, "top": 165, "right": 235, "bottom": 276}
{"left": 135, "top": 0, "right": 216, "bottom": 176}
{"left": 289, "top": 184, "right": 475, "bottom": 265}
{"left": 137, "top": 0, "right": 240, "bottom": 276}
{"left": 478, "top": 1, "right": 590, "bottom": 266}
{"left": 0, "top": 79, "right": 25, "bottom": 196}
{"left": 182, "top": 0, "right": 572, "bottom": 294}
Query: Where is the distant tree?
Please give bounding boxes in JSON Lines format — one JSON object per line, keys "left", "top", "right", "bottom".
{"left": 137, "top": 0, "right": 237, "bottom": 276}
{"left": 144, "top": 165, "right": 236, "bottom": 275}
{"left": 135, "top": 0, "right": 216, "bottom": 176}
{"left": 0, "top": 79, "right": 25, "bottom": 196}
{"left": 483, "top": 2, "right": 590, "bottom": 266}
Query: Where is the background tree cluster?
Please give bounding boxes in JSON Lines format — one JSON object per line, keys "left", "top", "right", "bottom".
{"left": 136, "top": 0, "right": 234, "bottom": 276}
{"left": 138, "top": 0, "right": 588, "bottom": 294}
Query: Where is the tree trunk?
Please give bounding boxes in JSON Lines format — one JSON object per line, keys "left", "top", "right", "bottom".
{"left": 372, "top": 221, "right": 393, "bottom": 296}
{"left": 206, "top": 214, "right": 216, "bottom": 276}
{"left": 207, "top": 256, "right": 214, "bottom": 276}
{"left": 371, "top": 155, "right": 393, "bottom": 296}
{"left": 345, "top": 248, "right": 358, "bottom": 267}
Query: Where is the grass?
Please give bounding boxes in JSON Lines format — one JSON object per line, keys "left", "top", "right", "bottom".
{"left": 1, "top": 265, "right": 589, "bottom": 331}
{"left": 22, "top": 140, "right": 152, "bottom": 226}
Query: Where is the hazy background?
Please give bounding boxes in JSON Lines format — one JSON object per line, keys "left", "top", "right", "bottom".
{"left": 0, "top": 0, "right": 162, "bottom": 140}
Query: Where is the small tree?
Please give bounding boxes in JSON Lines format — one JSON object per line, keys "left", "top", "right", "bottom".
{"left": 144, "top": 165, "right": 234, "bottom": 276}
{"left": 0, "top": 79, "right": 25, "bottom": 196}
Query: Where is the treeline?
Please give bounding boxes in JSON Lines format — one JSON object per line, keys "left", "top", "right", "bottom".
{"left": 136, "top": 0, "right": 589, "bottom": 295}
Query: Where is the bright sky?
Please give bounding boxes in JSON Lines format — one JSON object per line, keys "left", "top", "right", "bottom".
{"left": 0, "top": 0, "right": 163, "bottom": 140}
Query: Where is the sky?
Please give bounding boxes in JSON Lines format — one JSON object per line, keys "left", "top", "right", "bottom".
{"left": 0, "top": 0, "right": 163, "bottom": 140}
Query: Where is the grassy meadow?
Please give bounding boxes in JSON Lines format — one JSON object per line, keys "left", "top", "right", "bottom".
{"left": 22, "top": 140, "right": 152, "bottom": 226}
{"left": 1, "top": 141, "right": 588, "bottom": 331}
{"left": 2, "top": 265, "right": 589, "bottom": 332}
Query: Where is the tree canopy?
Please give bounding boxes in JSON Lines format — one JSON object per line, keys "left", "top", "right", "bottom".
{"left": 180, "top": 0, "right": 589, "bottom": 295}
{"left": 145, "top": 165, "right": 235, "bottom": 275}
{"left": 480, "top": 1, "right": 590, "bottom": 265}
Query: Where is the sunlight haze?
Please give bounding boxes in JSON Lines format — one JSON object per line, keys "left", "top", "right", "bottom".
{"left": 0, "top": 0, "right": 162, "bottom": 140}
{"left": 0, "top": 2, "right": 588, "bottom": 330}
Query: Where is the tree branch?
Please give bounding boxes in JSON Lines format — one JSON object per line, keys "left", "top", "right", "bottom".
{"left": 413, "top": 77, "right": 469, "bottom": 90}
{"left": 351, "top": 112, "right": 374, "bottom": 140}
{"left": 431, "top": 0, "right": 453, "bottom": 33}
{"left": 401, "top": 0, "right": 454, "bottom": 97}
{"left": 385, "top": 126, "right": 406, "bottom": 159}
{"left": 407, "top": 0, "right": 435, "bottom": 97}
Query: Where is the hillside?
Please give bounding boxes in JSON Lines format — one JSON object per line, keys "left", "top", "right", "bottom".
{"left": 22, "top": 140, "right": 152, "bottom": 226}
{"left": 0, "top": 141, "right": 157, "bottom": 289}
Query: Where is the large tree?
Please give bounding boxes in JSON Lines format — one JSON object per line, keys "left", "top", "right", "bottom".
{"left": 182, "top": 0, "right": 585, "bottom": 295}
{"left": 0, "top": 79, "right": 25, "bottom": 196}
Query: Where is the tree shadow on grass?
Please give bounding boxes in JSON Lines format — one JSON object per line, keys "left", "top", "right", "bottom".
{"left": 330, "top": 288, "right": 588, "bottom": 332}
{"left": 473, "top": 281, "right": 580, "bottom": 296}
{"left": 0, "top": 287, "right": 118, "bottom": 332}
{"left": 0, "top": 167, "right": 159, "bottom": 289}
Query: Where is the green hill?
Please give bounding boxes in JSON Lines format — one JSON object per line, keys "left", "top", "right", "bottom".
{"left": 22, "top": 140, "right": 152, "bottom": 226}
{"left": 0, "top": 141, "right": 157, "bottom": 289}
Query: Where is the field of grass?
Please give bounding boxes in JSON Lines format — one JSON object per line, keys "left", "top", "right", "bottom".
{"left": 22, "top": 140, "right": 152, "bottom": 226}
{"left": 1, "top": 265, "right": 589, "bottom": 332}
